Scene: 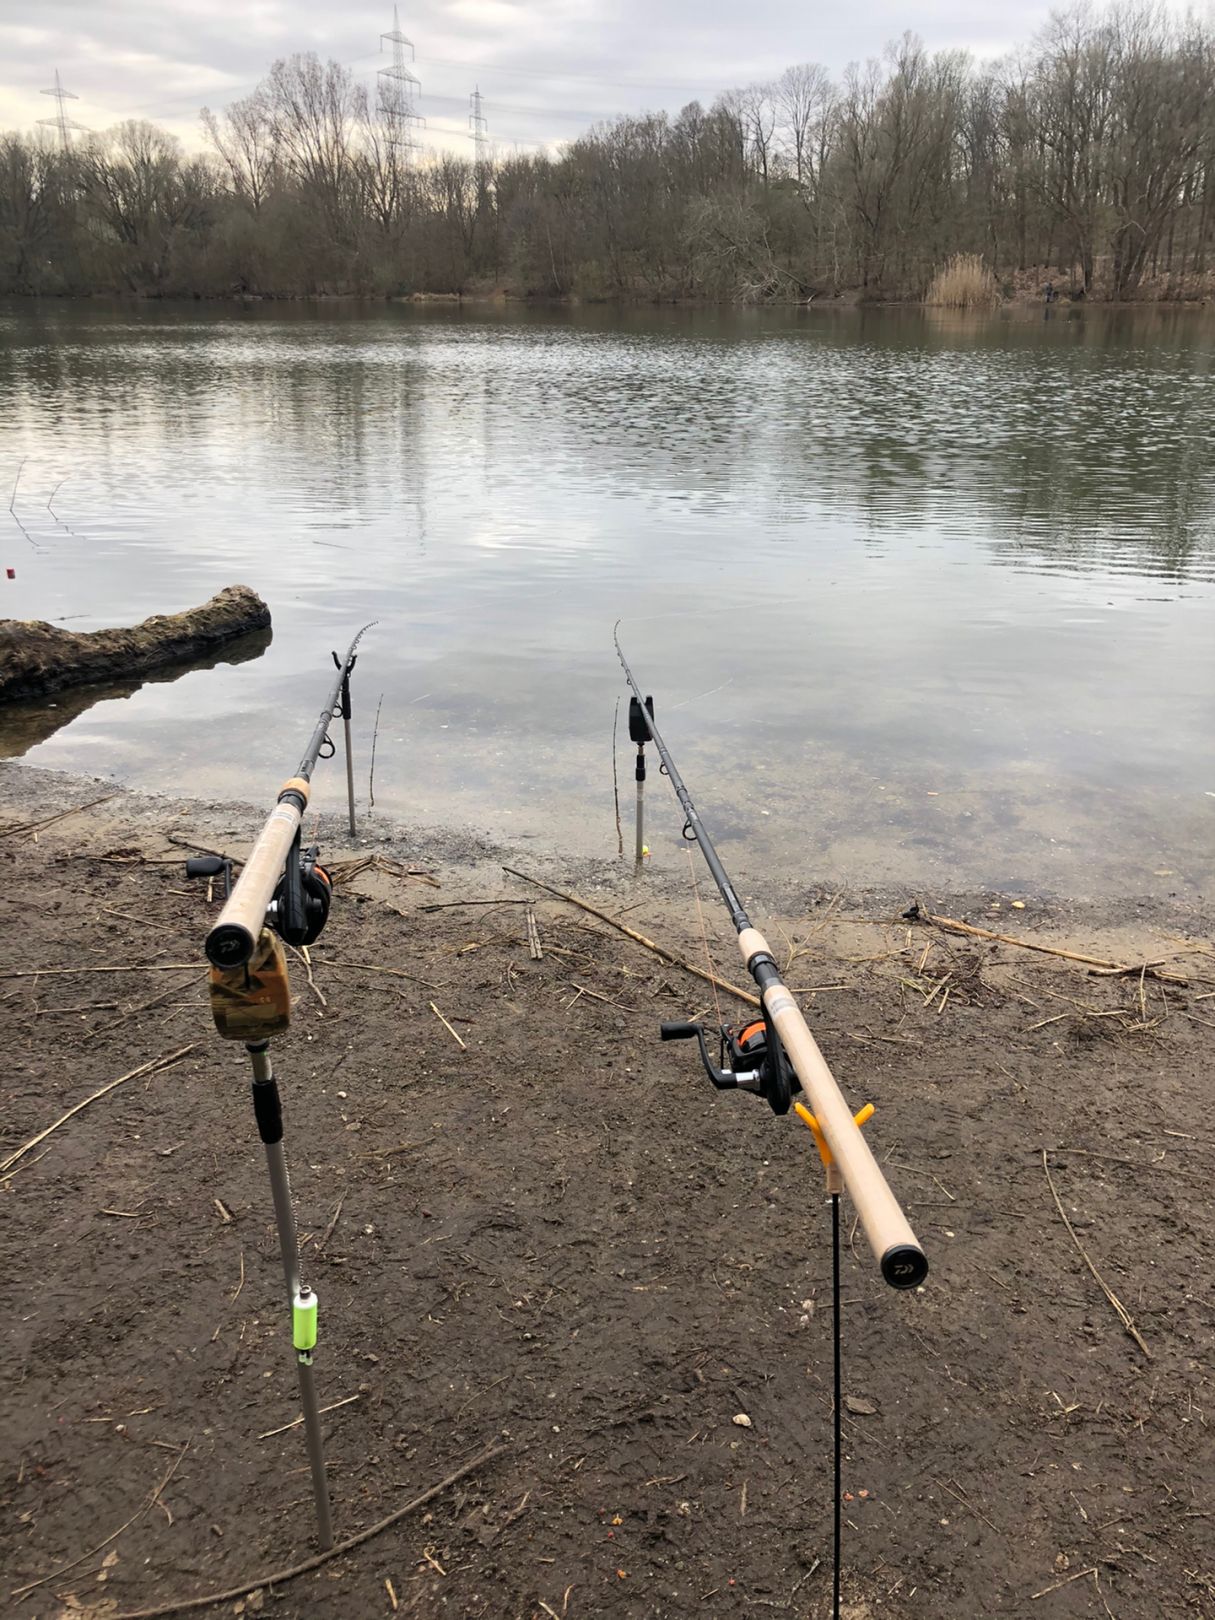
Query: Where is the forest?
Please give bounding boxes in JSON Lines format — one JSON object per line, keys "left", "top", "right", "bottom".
{"left": 2, "top": 5, "right": 1213, "bottom": 304}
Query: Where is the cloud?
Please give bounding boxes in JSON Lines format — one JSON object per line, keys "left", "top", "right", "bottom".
{"left": 0, "top": 0, "right": 1174, "bottom": 155}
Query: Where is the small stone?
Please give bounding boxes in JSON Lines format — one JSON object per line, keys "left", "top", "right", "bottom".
{"left": 844, "top": 1395, "right": 878, "bottom": 1416}
{"left": 732, "top": 1413, "right": 753, "bottom": 1428}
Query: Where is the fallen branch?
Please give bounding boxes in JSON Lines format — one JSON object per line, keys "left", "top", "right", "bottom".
{"left": 74, "top": 971, "right": 205, "bottom": 1048}
{"left": 0, "top": 1045, "right": 195, "bottom": 1175}
{"left": 569, "top": 981, "right": 641, "bottom": 1015}
{"left": 326, "top": 853, "right": 439, "bottom": 889}
{"left": 1031, "top": 1565, "right": 1100, "bottom": 1600}
{"left": 526, "top": 905, "right": 543, "bottom": 961}
{"left": 420, "top": 898, "right": 528, "bottom": 912}
{"left": 0, "top": 792, "right": 120, "bottom": 841}
{"left": 315, "top": 1196, "right": 344, "bottom": 1254}
{"left": 314, "top": 958, "right": 438, "bottom": 991}
{"left": 916, "top": 911, "right": 1189, "bottom": 985}
{"left": 10, "top": 1438, "right": 189, "bottom": 1599}
{"left": 287, "top": 944, "right": 328, "bottom": 1009}
{"left": 163, "top": 832, "right": 238, "bottom": 863}
{"left": 502, "top": 867, "right": 758, "bottom": 1007}
{"left": 1041, "top": 1149, "right": 1151, "bottom": 1358}
{"left": 110, "top": 1442, "right": 508, "bottom": 1620}
{"left": 0, "top": 963, "right": 201, "bottom": 980}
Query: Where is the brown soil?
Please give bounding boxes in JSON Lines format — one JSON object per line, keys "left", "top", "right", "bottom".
{"left": 1, "top": 766, "right": 1213, "bottom": 1620}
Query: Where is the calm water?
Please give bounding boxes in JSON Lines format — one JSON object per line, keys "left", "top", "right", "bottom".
{"left": 2, "top": 299, "right": 1214, "bottom": 899}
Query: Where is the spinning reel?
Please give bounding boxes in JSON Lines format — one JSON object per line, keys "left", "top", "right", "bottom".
{"left": 660, "top": 1014, "right": 800, "bottom": 1115}
{"left": 266, "top": 838, "right": 332, "bottom": 948}
{"left": 189, "top": 836, "right": 331, "bottom": 958}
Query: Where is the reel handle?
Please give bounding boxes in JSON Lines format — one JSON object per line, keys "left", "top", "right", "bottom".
{"left": 661, "top": 1021, "right": 700, "bottom": 1041}
{"left": 185, "top": 855, "right": 233, "bottom": 899}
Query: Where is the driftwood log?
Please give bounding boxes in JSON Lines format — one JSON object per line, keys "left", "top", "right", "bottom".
{"left": 0, "top": 586, "right": 272, "bottom": 702}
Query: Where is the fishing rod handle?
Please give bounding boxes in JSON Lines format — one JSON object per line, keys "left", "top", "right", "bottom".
{"left": 205, "top": 781, "right": 309, "bottom": 969}
{"left": 736, "top": 927, "right": 928, "bottom": 1290}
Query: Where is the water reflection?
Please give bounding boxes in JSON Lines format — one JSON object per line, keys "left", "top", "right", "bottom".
{"left": 0, "top": 627, "right": 272, "bottom": 756}
{"left": 1, "top": 299, "right": 1213, "bottom": 897}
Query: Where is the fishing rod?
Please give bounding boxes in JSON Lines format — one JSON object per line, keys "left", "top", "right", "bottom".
{"left": 187, "top": 622, "right": 373, "bottom": 1552}
{"left": 614, "top": 627, "right": 927, "bottom": 1291}
{"left": 205, "top": 623, "right": 373, "bottom": 973}
{"left": 616, "top": 629, "right": 927, "bottom": 1620}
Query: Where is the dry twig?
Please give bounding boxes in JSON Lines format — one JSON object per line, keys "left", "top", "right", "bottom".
{"left": 316, "top": 1197, "right": 344, "bottom": 1253}
{"left": 429, "top": 1001, "right": 466, "bottom": 1050}
{"left": 315, "top": 958, "right": 438, "bottom": 991}
{"left": 0, "top": 963, "right": 200, "bottom": 980}
{"left": 1041, "top": 1149, "right": 1151, "bottom": 1358}
{"left": 0, "top": 792, "right": 120, "bottom": 840}
{"left": 10, "top": 1438, "right": 189, "bottom": 1599}
{"left": 287, "top": 943, "right": 328, "bottom": 1008}
{"left": 917, "top": 911, "right": 1189, "bottom": 985}
{"left": 109, "top": 1442, "right": 507, "bottom": 1620}
{"left": 0, "top": 1046, "right": 195, "bottom": 1175}
{"left": 258, "top": 1393, "right": 361, "bottom": 1440}
{"left": 503, "top": 866, "right": 758, "bottom": 1006}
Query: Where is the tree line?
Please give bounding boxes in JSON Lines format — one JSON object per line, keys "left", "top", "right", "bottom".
{"left": 2, "top": 5, "right": 1213, "bottom": 303}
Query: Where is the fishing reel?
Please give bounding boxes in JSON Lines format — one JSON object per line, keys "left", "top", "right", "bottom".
{"left": 266, "top": 839, "right": 332, "bottom": 947}
{"left": 188, "top": 836, "right": 331, "bottom": 947}
{"left": 660, "top": 1015, "right": 799, "bottom": 1115}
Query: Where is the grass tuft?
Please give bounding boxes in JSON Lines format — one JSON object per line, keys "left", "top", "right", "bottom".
{"left": 925, "top": 253, "right": 1001, "bottom": 308}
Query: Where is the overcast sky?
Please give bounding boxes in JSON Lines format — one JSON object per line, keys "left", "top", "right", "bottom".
{"left": 0, "top": 1, "right": 1093, "bottom": 156}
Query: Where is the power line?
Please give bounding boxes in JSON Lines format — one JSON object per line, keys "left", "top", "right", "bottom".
{"left": 378, "top": 5, "right": 423, "bottom": 159}
{"left": 469, "top": 85, "right": 488, "bottom": 164}
{"left": 38, "top": 69, "right": 89, "bottom": 149}
{"left": 420, "top": 52, "right": 721, "bottom": 94}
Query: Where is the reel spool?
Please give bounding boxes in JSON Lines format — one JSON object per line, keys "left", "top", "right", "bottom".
{"left": 271, "top": 852, "right": 331, "bottom": 946}
{"left": 660, "top": 1015, "right": 798, "bottom": 1114}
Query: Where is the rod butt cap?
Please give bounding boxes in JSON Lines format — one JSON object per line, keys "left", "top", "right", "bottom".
{"left": 881, "top": 1244, "right": 928, "bottom": 1290}
{"left": 206, "top": 921, "right": 256, "bottom": 969}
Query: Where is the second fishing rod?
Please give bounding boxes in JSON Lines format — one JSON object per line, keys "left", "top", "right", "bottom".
{"left": 189, "top": 620, "right": 374, "bottom": 1553}
{"left": 614, "top": 626, "right": 928, "bottom": 1292}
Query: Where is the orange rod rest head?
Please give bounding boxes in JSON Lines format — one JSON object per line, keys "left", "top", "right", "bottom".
{"left": 795, "top": 1100, "right": 875, "bottom": 1169}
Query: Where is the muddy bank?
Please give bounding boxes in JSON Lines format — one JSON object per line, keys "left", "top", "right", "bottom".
{"left": 0, "top": 586, "right": 271, "bottom": 703}
{"left": 1, "top": 762, "right": 1213, "bottom": 1620}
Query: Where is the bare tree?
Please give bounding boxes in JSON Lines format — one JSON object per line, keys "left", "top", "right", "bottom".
{"left": 774, "top": 63, "right": 832, "bottom": 187}
{"left": 261, "top": 54, "right": 367, "bottom": 243}
{"left": 202, "top": 93, "right": 278, "bottom": 213}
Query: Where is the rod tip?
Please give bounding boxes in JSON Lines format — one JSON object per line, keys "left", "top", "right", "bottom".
{"left": 881, "top": 1244, "right": 929, "bottom": 1290}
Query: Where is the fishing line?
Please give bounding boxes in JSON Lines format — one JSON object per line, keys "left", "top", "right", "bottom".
{"left": 685, "top": 846, "right": 722, "bottom": 1032}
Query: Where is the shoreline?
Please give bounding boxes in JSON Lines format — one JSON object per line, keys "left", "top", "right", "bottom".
{"left": 4, "top": 288, "right": 1211, "bottom": 311}
{"left": 2, "top": 757, "right": 1211, "bottom": 952}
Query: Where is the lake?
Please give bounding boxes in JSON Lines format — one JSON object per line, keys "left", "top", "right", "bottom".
{"left": 2, "top": 298, "right": 1214, "bottom": 900}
